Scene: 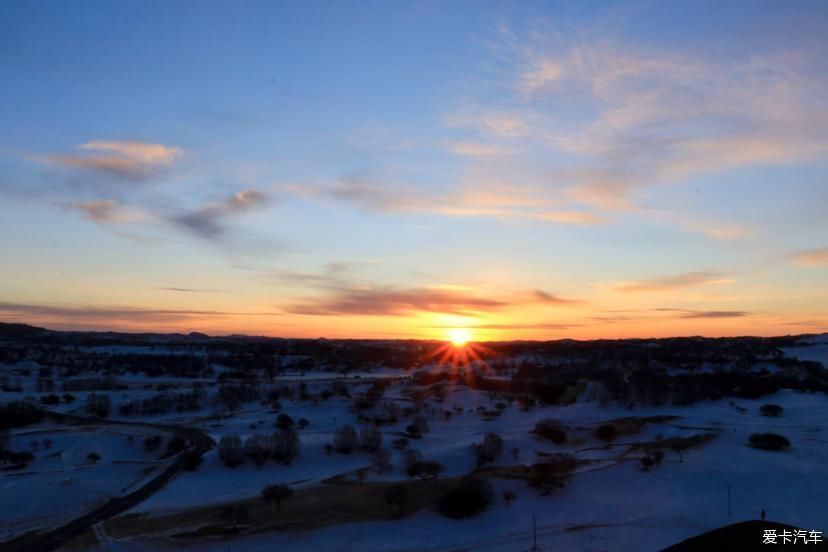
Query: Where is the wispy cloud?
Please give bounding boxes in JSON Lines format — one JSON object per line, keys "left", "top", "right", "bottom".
{"left": 446, "top": 141, "right": 514, "bottom": 158}
{"left": 531, "top": 289, "right": 580, "bottom": 305}
{"left": 171, "top": 189, "right": 268, "bottom": 239}
{"left": 284, "top": 179, "right": 603, "bottom": 225}
{"left": 426, "top": 322, "right": 573, "bottom": 331}
{"left": 287, "top": 284, "right": 579, "bottom": 317}
{"left": 677, "top": 310, "right": 748, "bottom": 319}
{"left": 615, "top": 271, "right": 730, "bottom": 292}
{"left": 43, "top": 140, "right": 182, "bottom": 180}
{"left": 62, "top": 199, "right": 144, "bottom": 223}
{"left": 157, "top": 287, "right": 220, "bottom": 293}
{"left": 0, "top": 301, "right": 277, "bottom": 324}
{"left": 789, "top": 247, "right": 828, "bottom": 267}
{"left": 453, "top": 32, "right": 828, "bottom": 220}
{"left": 287, "top": 286, "right": 511, "bottom": 316}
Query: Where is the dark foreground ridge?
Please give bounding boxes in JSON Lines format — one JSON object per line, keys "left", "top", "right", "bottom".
{"left": 662, "top": 520, "right": 828, "bottom": 552}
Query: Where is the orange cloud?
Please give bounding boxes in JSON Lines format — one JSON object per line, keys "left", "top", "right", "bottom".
{"left": 789, "top": 247, "right": 828, "bottom": 267}
{"left": 616, "top": 271, "right": 730, "bottom": 292}
{"left": 44, "top": 140, "right": 182, "bottom": 179}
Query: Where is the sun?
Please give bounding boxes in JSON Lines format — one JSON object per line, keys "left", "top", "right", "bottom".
{"left": 448, "top": 328, "right": 471, "bottom": 347}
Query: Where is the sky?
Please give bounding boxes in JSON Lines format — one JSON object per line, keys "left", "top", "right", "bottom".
{"left": 1, "top": 0, "right": 827, "bottom": 341}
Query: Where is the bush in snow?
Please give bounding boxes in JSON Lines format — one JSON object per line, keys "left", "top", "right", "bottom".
{"left": 594, "top": 424, "right": 617, "bottom": 443}
{"left": 407, "top": 460, "right": 444, "bottom": 481}
{"left": 371, "top": 447, "right": 392, "bottom": 473}
{"left": 405, "top": 415, "right": 429, "bottom": 438}
{"left": 472, "top": 433, "right": 504, "bottom": 466}
{"left": 84, "top": 393, "right": 111, "bottom": 418}
{"left": 360, "top": 427, "right": 383, "bottom": 452}
{"left": 272, "top": 428, "right": 300, "bottom": 464}
{"left": 528, "top": 454, "right": 577, "bottom": 494}
{"left": 759, "top": 404, "right": 784, "bottom": 417}
{"left": 245, "top": 433, "right": 272, "bottom": 466}
{"left": 165, "top": 435, "right": 187, "bottom": 457}
{"left": 400, "top": 448, "right": 422, "bottom": 471}
{"left": 333, "top": 425, "right": 359, "bottom": 454}
{"left": 219, "top": 434, "right": 245, "bottom": 467}
{"left": 533, "top": 418, "right": 567, "bottom": 444}
{"left": 438, "top": 477, "right": 493, "bottom": 518}
{"left": 276, "top": 413, "right": 295, "bottom": 429}
{"left": 181, "top": 450, "right": 203, "bottom": 471}
{"left": 749, "top": 432, "right": 791, "bottom": 451}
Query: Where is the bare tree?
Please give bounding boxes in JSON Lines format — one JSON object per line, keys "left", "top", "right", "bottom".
{"left": 261, "top": 484, "right": 293, "bottom": 511}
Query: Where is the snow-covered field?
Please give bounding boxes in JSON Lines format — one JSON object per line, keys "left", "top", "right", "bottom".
{"left": 130, "top": 389, "right": 825, "bottom": 552}
{"left": 2, "top": 334, "right": 827, "bottom": 551}
{"left": 0, "top": 425, "right": 172, "bottom": 540}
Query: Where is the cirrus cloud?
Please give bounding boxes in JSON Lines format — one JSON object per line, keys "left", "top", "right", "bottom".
{"left": 43, "top": 140, "right": 183, "bottom": 180}
{"left": 789, "top": 247, "right": 828, "bottom": 267}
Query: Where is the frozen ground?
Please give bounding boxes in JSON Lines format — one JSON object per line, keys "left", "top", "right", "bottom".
{"left": 152, "top": 389, "right": 828, "bottom": 552}
{"left": 0, "top": 425, "right": 171, "bottom": 540}
{"left": 2, "top": 334, "right": 826, "bottom": 551}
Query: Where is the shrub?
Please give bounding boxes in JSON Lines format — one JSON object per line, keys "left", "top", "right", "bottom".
{"left": 401, "top": 448, "right": 422, "bottom": 470}
{"left": 528, "top": 454, "right": 577, "bottom": 494}
{"left": 405, "top": 415, "right": 430, "bottom": 438}
{"left": 370, "top": 447, "right": 391, "bottom": 472}
{"left": 84, "top": 393, "right": 111, "bottom": 418}
{"left": 87, "top": 452, "right": 101, "bottom": 464}
{"left": 271, "top": 428, "right": 300, "bottom": 464}
{"left": 276, "top": 414, "right": 295, "bottom": 430}
{"left": 5, "top": 450, "right": 35, "bottom": 467}
{"left": 407, "top": 460, "right": 444, "bottom": 481}
{"left": 261, "top": 483, "right": 293, "bottom": 511}
{"left": 438, "top": 478, "right": 493, "bottom": 518}
{"left": 244, "top": 433, "right": 272, "bottom": 466}
{"left": 749, "top": 432, "right": 790, "bottom": 451}
{"left": 219, "top": 435, "right": 245, "bottom": 467}
{"left": 594, "top": 424, "right": 617, "bottom": 443}
{"left": 472, "top": 433, "right": 503, "bottom": 466}
{"left": 165, "top": 435, "right": 187, "bottom": 457}
{"left": 360, "top": 427, "right": 383, "bottom": 452}
{"left": 333, "top": 425, "right": 359, "bottom": 454}
{"left": 503, "top": 489, "right": 517, "bottom": 504}
{"left": 533, "top": 418, "right": 567, "bottom": 444}
{"left": 392, "top": 437, "right": 409, "bottom": 450}
{"left": 0, "top": 401, "right": 45, "bottom": 429}
{"left": 759, "top": 404, "right": 784, "bottom": 417}
{"left": 181, "top": 450, "right": 203, "bottom": 471}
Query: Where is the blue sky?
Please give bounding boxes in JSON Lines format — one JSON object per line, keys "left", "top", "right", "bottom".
{"left": 1, "top": 0, "right": 826, "bottom": 339}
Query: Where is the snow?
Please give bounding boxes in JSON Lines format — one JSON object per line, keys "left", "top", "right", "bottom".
{"left": 0, "top": 425, "right": 173, "bottom": 540}
{"left": 150, "top": 389, "right": 828, "bottom": 552}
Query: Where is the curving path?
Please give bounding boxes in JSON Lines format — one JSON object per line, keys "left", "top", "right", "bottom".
{"left": 1, "top": 411, "right": 215, "bottom": 552}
